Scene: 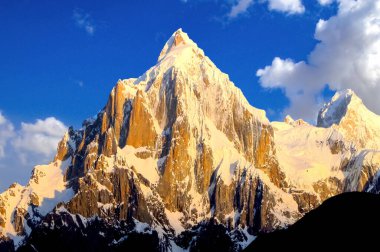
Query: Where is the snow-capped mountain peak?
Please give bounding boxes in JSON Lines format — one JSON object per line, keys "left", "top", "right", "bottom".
{"left": 317, "top": 89, "right": 356, "bottom": 128}
{"left": 158, "top": 28, "right": 202, "bottom": 62}
{"left": 317, "top": 89, "right": 380, "bottom": 150}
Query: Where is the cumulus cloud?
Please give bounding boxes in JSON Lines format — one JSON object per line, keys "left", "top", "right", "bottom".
{"left": 11, "top": 117, "right": 67, "bottom": 163}
{"left": 228, "top": 0, "right": 305, "bottom": 18}
{"left": 183, "top": 0, "right": 305, "bottom": 19}
{"left": 228, "top": 0, "right": 254, "bottom": 18}
{"left": 267, "top": 0, "right": 305, "bottom": 14}
{"left": 73, "top": 9, "right": 95, "bottom": 35}
{"left": 257, "top": 0, "right": 380, "bottom": 120}
{"left": 0, "top": 113, "right": 67, "bottom": 190}
{"left": 318, "top": 0, "right": 334, "bottom": 5}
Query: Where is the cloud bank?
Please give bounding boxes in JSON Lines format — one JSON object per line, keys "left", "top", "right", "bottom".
{"left": 317, "top": 0, "right": 334, "bottom": 6}
{"left": 228, "top": 0, "right": 305, "bottom": 18}
{"left": 266, "top": 0, "right": 305, "bottom": 14}
{"left": 257, "top": 0, "right": 380, "bottom": 120}
{"left": 0, "top": 112, "right": 67, "bottom": 190}
{"left": 182, "top": 0, "right": 305, "bottom": 19}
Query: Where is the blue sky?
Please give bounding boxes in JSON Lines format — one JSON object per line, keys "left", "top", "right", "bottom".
{"left": 0, "top": 0, "right": 337, "bottom": 127}
{"left": 1, "top": 0, "right": 380, "bottom": 190}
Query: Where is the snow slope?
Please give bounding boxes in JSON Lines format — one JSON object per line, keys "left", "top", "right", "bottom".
{"left": 0, "top": 159, "right": 74, "bottom": 247}
{"left": 272, "top": 121, "right": 347, "bottom": 192}
{"left": 318, "top": 89, "right": 380, "bottom": 150}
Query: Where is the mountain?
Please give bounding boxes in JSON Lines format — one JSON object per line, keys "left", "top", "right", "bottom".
{"left": 1, "top": 29, "right": 380, "bottom": 251}
{"left": 318, "top": 89, "right": 380, "bottom": 150}
{"left": 245, "top": 192, "right": 380, "bottom": 251}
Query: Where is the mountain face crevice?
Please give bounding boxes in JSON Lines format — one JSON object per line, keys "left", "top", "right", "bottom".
{"left": 1, "top": 29, "right": 380, "bottom": 251}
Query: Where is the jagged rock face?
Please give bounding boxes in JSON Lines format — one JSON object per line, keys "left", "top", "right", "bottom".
{"left": 194, "top": 143, "right": 213, "bottom": 194}
{"left": 343, "top": 150, "right": 380, "bottom": 192}
{"left": 127, "top": 90, "right": 158, "bottom": 149}
{"left": 0, "top": 160, "right": 74, "bottom": 247}
{"left": 12, "top": 208, "right": 29, "bottom": 235}
{"left": 55, "top": 29, "right": 287, "bottom": 234}
{"left": 1, "top": 29, "right": 380, "bottom": 251}
{"left": 17, "top": 207, "right": 161, "bottom": 252}
{"left": 0, "top": 184, "right": 24, "bottom": 232}
{"left": 66, "top": 168, "right": 153, "bottom": 225}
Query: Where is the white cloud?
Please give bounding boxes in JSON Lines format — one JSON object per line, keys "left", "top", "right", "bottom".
{"left": 0, "top": 112, "right": 6, "bottom": 124}
{"left": 257, "top": 0, "right": 380, "bottom": 120}
{"left": 183, "top": 0, "right": 305, "bottom": 19}
{"left": 228, "top": 0, "right": 304, "bottom": 18}
{"left": 228, "top": 0, "right": 254, "bottom": 18}
{"left": 0, "top": 112, "right": 15, "bottom": 158}
{"left": 318, "top": 0, "right": 334, "bottom": 6}
{"left": 73, "top": 9, "right": 95, "bottom": 35}
{"left": 0, "top": 113, "right": 67, "bottom": 190}
{"left": 11, "top": 117, "right": 67, "bottom": 161}
{"left": 267, "top": 0, "right": 305, "bottom": 14}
